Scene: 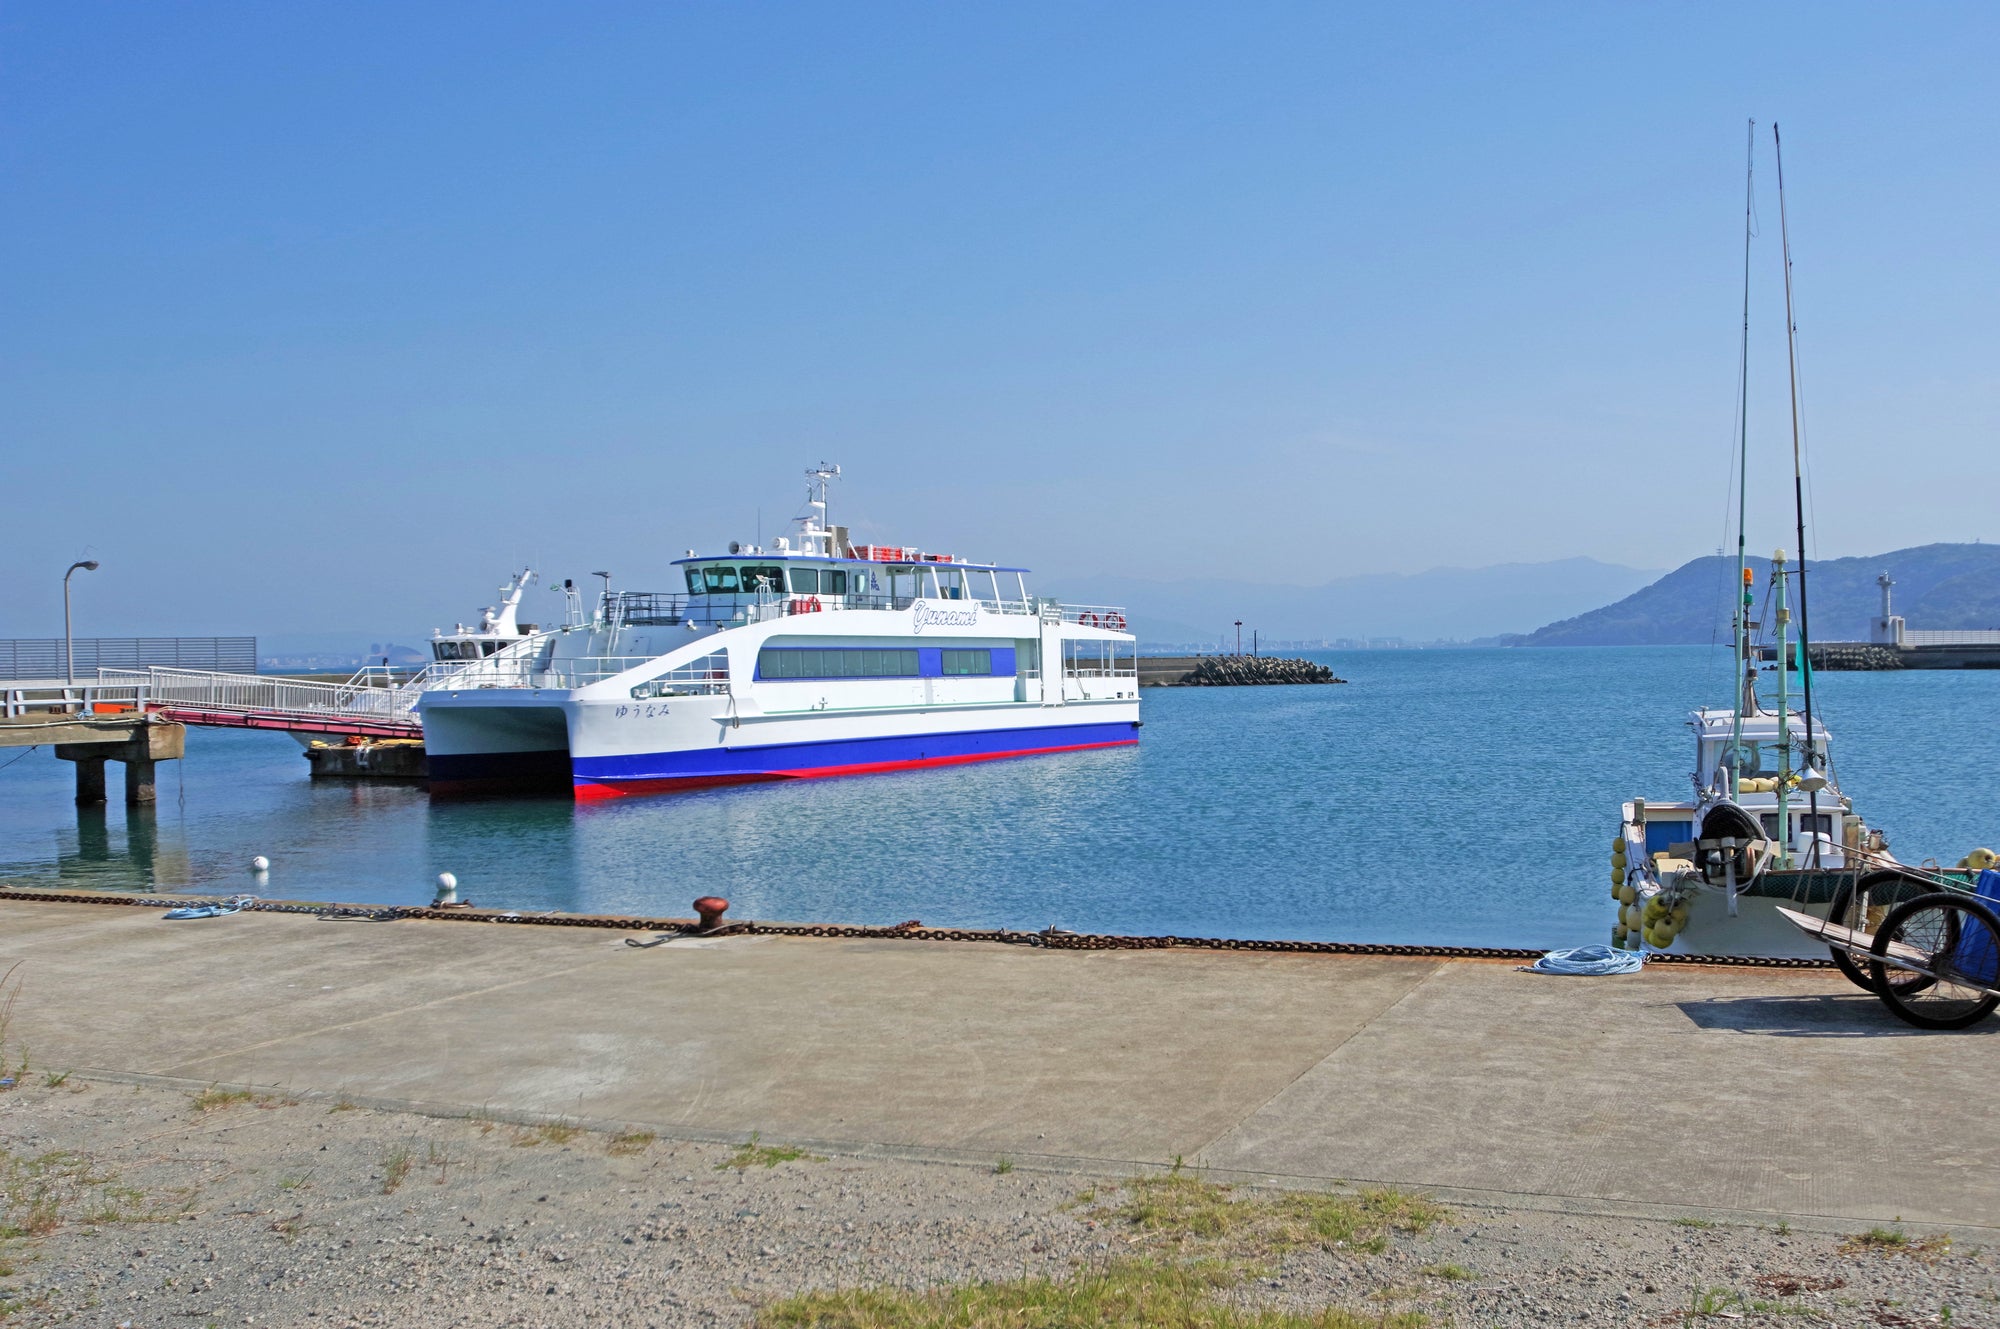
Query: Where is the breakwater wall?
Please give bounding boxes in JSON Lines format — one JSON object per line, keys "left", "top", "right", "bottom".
{"left": 1808, "top": 641, "right": 2000, "bottom": 671}
{"left": 1138, "top": 655, "right": 1345, "bottom": 687}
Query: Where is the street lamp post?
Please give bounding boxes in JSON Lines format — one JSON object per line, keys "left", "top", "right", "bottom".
{"left": 1234, "top": 621, "right": 1243, "bottom": 656}
{"left": 63, "top": 560, "right": 100, "bottom": 685}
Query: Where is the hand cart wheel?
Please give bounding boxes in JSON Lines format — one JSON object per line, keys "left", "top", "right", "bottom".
{"left": 1869, "top": 892, "right": 2000, "bottom": 1031}
{"left": 1827, "top": 870, "right": 1938, "bottom": 997}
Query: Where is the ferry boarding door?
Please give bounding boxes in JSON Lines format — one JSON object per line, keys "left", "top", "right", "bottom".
{"left": 1038, "top": 609, "right": 1065, "bottom": 707}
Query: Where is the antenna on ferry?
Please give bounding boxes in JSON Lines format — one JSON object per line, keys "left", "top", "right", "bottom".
{"left": 802, "top": 463, "right": 842, "bottom": 554}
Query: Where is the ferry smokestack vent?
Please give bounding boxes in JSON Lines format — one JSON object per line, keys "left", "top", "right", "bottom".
{"left": 693, "top": 896, "right": 730, "bottom": 930}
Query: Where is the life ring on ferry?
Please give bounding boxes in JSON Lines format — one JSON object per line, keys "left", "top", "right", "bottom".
{"left": 1104, "top": 612, "right": 1126, "bottom": 632}
{"left": 1078, "top": 612, "right": 1100, "bottom": 628}
{"left": 806, "top": 596, "right": 823, "bottom": 612}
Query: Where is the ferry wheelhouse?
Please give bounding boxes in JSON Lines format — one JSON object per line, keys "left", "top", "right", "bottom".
{"left": 429, "top": 569, "right": 540, "bottom": 662}
{"left": 416, "top": 469, "right": 1140, "bottom": 798}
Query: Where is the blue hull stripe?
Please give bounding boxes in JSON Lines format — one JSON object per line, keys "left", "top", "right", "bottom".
{"left": 572, "top": 720, "right": 1138, "bottom": 785}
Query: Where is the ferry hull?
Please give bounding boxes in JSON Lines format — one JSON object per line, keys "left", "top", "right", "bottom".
{"left": 571, "top": 719, "right": 1139, "bottom": 800}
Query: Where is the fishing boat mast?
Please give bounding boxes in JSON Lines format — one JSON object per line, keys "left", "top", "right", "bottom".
{"left": 1774, "top": 123, "right": 1823, "bottom": 864}
{"left": 1728, "top": 119, "right": 1756, "bottom": 801}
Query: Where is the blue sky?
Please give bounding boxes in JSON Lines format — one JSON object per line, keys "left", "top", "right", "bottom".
{"left": 3, "top": 3, "right": 1996, "bottom": 638}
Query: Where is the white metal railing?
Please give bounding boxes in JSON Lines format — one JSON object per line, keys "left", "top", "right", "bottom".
{"left": 626, "top": 651, "right": 731, "bottom": 699}
{"left": 1901, "top": 629, "right": 2000, "bottom": 646}
{"left": 432, "top": 655, "right": 660, "bottom": 691}
{"left": 1057, "top": 604, "right": 1130, "bottom": 630}
{"left": 3, "top": 681, "right": 149, "bottom": 719}
{"left": 98, "top": 667, "right": 421, "bottom": 725}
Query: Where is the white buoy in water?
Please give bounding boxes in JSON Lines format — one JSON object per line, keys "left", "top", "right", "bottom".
{"left": 250, "top": 856, "right": 270, "bottom": 874}
{"left": 433, "top": 872, "right": 459, "bottom": 906}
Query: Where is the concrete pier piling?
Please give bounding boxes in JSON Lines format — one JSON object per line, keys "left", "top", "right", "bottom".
{"left": 0, "top": 707, "right": 185, "bottom": 805}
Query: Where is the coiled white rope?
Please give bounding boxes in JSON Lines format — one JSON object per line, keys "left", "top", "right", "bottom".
{"left": 1528, "top": 944, "right": 1646, "bottom": 976}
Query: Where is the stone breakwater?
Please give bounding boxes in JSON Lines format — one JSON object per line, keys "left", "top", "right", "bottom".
{"left": 1184, "top": 655, "right": 1343, "bottom": 685}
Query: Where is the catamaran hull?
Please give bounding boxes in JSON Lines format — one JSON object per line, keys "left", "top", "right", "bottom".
{"left": 420, "top": 690, "right": 1140, "bottom": 799}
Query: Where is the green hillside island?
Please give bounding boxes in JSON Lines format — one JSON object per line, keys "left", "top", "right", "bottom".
{"left": 1522, "top": 543, "right": 2000, "bottom": 647}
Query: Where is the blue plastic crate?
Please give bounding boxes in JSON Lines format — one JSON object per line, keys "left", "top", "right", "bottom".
{"left": 1951, "top": 870, "right": 2000, "bottom": 987}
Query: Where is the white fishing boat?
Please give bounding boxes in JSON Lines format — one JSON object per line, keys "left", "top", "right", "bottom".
{"left": 1611, "top": 124, "right": 1986, "bottom": 965}
{"left": 416, "top": 467, "right": 1140, "bottom": 797}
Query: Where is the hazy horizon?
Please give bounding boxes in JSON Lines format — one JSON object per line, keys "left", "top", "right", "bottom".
{"left": 5, "top": 3, "right": 1996, "bottom": 641}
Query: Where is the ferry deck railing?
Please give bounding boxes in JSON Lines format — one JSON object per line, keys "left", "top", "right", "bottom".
{"left": 618, "top": 590, "right": 1130, "bottom": 630}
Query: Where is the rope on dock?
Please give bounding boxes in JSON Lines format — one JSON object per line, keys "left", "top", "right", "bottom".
{"left": 0, "top": 885, "right": 1835, "bottom": 967}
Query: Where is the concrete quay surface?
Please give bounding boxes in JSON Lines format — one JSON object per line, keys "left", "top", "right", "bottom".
{"left": 2, "top": 897, "right": 1995, "bottom": 1232}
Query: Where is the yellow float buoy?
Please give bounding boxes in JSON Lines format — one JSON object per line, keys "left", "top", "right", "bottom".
{"left": 1618, "top": 883, "right": 1637, "bottom": 906}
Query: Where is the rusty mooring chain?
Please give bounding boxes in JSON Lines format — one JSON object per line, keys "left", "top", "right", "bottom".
{"left": 0, "top": 886, "right": 1832, "bottom": 967}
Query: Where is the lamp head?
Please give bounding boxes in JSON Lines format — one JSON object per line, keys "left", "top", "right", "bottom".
{"left": 68, "top": 560, "right": 99, "bottom": 575}
{"left": 1796, "top": 766, "right": 1829, "bottom": 793}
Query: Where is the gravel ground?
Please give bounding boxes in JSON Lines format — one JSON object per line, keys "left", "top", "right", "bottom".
{"left": 2, "top": 1076, "right": 1994, "bottom": 1327}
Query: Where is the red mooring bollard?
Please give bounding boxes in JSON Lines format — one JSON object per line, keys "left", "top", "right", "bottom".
{"left": 692, "top": 896, "right": 730, "bottom": 930}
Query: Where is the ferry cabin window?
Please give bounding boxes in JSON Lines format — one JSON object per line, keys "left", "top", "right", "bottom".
{"left": 789, "top": 567, "right": 819, "bottom": 594}
{"left": 941, "top": 649, "right": 991, "bottom": 676}
{"left": 684, "top": 568, "right": 705, "bottom": 594}
{"left": 825, "top": 569, "right": 847, "bottom": 595}
{"left": 702, "top": 566, "right": 740, "bottom": 593}
{"left": 758, "top": 648, "right": 920, "bottom": 679}
{"left": 741, "top": 566, "right": 785, "bottom": 594}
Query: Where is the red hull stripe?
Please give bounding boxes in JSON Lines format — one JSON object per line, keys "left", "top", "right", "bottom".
{"left": 573, "top": 737, "right": 1135, "bottom": 801}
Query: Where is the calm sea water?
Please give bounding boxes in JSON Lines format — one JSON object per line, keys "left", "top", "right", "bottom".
{"left": 2, "top": 648, "right": 1994, "bottom": 947}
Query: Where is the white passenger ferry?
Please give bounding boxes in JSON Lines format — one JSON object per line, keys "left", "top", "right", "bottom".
{"left": 417, "top": 468, "right": 1140, "bottom": 798}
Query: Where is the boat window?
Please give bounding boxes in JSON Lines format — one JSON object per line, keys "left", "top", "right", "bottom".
{"left": 741, "top": 566, "right": 785, "bottom": 594}
{"left": 789, "top": 567, "right": 820, "bottom": 594}
{"left": 941, "top": 649, "right": 991, "bottom": 676}
{"left": 684, "top": 568, "right": 705, "bottom": 595}
{"left": 702, "top": 566, "right": 740, "bottom": 593}
{"left": 849, "top": 570, "right": 870, "bottom": 594}
{"left": 757, "top": 647, "right": 920, "bottom": 680}
{"left": 480, "top": 641, "right": 501, "bottom": 656}
{"left": 825, "top": 569, "right": 847, "bottom": 595}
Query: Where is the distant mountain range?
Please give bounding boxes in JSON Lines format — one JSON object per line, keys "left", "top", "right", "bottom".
{"left": 1522, "top": 543, "right": 2000, "bottom": 647}
{"left": 1046, "top": 558, "right": 1662, "bottom": 646}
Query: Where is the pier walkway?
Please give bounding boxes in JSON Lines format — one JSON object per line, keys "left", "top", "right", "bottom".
{"left": 3, "top": 897, "right": 1995, "bottom": 1232}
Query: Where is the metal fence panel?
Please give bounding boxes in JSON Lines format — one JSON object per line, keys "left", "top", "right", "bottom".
{"left": 0, "top": 637, "right": 257, "bottom": 676}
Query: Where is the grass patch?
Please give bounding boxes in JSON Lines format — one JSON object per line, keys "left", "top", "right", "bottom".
{"left": 329, "top": 1097, "right": 359, "bottom": 1113}
{"left": 512, "top": 1121, "right": 582, "bottom": 1148}
{"left": 754, "top": 1257, "right": 1425, "bottom": 1328}
{"left": 39, "top": 1072, "right": 67, "bottom": 1089}
{"left": 1682, "top": 1285, "right": 1821, "bottom": 1321}
{"left": 994, "top": 1158, "right": 1014, "bottom": 1175}
{"left": 719, "top": 1132, "right": 820, "bottom": 1170}
{"left": 1672, "top": 1216, "right": 1716, "bottom": 1229}
{"left": 379, "top": 1146, "right": 413, "bottom": 1195}
{"left": 1089, "top": 1175, "right": 1448, "bottom": 1260}
{"left": 190, "top": 1086, "right": 254, "bottom": 1113}
{"left": 1840, "top": 1226, "right": 1950, "bottom": 1260}
{"left": 608, "top": 1131, "right": 656, "bottom": 1157}
{"left": 1418, "top": 1263, "right": 1473, "bottom": 1281}
{"left": 0, "top": 1146, "right": 188, "bottom": 1238}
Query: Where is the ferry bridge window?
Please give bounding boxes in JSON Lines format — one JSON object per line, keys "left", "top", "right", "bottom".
{"left": 758, "top": 647, "right": 920, "bottom": 679}
{"left": 789, "top": 567, "right": 820, "bottom": 594}
{"left": 702, "top": 566, "right": 740, "bottom": 594}
{"left": 825, "top": 569, "right": 847, "bottom": 595}
{"left": 741, "top": 566, "right": 785, "bottom": 594}
{"left": 684, "top": 568, "right": 705, "bottom": 595}
{"left": 941, "top": 649, "right": 991, "bottom": 675}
